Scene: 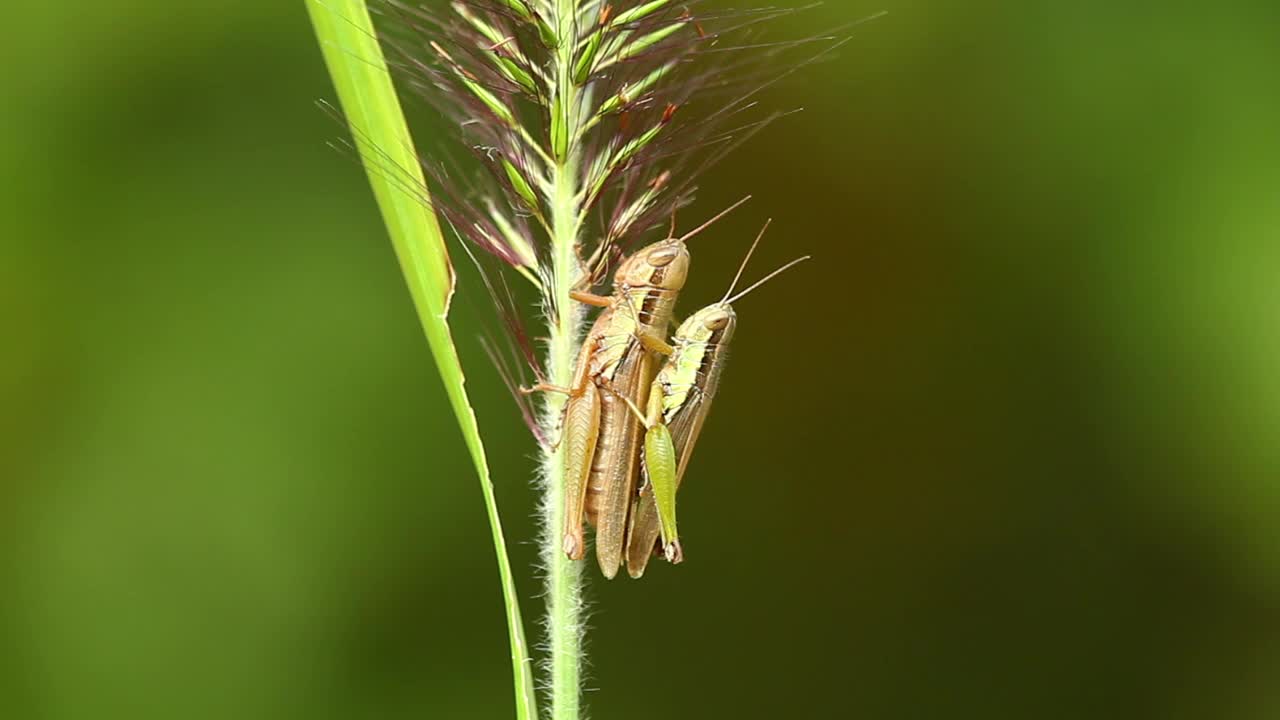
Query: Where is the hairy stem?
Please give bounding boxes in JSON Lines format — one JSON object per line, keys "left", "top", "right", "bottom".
{"left": 543, "top": 170, "right": 583, "bottom": 720}
{"left": 542, "top": 2, "right": 586, "bottom": 718}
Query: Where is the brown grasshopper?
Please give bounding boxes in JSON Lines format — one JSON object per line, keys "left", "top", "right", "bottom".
{"left": 528, "top": 197, "right": 749, "bottom": 578}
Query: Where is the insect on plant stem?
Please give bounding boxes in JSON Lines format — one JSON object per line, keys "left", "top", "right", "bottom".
{"left": 524, "top": 196, "right": 752, "bottom": 578}
{"left": 624, "top": 219, "right": 810, "bottom": 578}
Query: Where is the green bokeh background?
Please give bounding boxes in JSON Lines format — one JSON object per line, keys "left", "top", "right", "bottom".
{"left": 3, "top": 2, "right": 1277, "bottom": 718}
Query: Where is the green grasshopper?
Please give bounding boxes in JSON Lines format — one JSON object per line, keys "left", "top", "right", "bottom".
{"left": 622, "top": 220, "right": 809, "bottom": 578}
{"left": 529, "top": 198, "right": 750, "bottom": 578}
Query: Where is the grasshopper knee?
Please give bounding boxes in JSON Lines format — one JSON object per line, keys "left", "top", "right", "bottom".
{"left": 563, "top": 531, "right": 585, "bottom": 561}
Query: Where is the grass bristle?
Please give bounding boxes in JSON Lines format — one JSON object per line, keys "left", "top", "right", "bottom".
{"left": 374, "top": 0, "right": 840, "bottom": 293}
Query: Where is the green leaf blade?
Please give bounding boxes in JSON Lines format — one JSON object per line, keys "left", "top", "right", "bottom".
{"left": 305, "top": 3, "right": 538, "bottom": 718}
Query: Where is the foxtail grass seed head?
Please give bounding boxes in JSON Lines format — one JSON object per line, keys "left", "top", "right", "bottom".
{"left": 376, "top": 0, "right": 838, "bottom": 290}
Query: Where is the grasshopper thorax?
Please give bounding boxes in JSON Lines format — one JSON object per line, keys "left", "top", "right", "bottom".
{"left": 613, "top": 238, "right": 690, "bottom": 292}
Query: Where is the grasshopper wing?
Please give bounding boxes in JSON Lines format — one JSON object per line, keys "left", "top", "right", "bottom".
{"left": 666, "top": 388, "right": 714, "bottom": 485}
{"left": 590, "top": 341, "right": 654, "bottom": 579}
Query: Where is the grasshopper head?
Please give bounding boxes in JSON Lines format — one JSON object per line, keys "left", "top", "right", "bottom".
{"left": 677, "top": 303, "right": 737, "bottom": 346}
{"left": 614, "top": 197, "right": 754, "bottom": 292}
{"left": 613, "top": 238, "right": 690, "bottom": 291}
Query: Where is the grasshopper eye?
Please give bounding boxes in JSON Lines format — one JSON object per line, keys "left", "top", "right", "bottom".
{"left": 647, "top": 246, "right": 679, "bottom": 267}
{"left": 705, "top": 313, "right": 730, "bottom": 330}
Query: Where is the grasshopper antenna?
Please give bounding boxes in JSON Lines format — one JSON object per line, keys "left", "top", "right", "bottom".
{"left": 725, "top": 255, "right": 812, "bottom": 305}
{"left": 721, "top": 218, "right": 773, "bottom": 303}
{"left": 676, "top": 195, "right": 752, "bottom": 243}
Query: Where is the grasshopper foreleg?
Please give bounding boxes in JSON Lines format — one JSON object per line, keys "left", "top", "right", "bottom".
{"left": 636, "top": 330, "right": 675, "bottom": 357}
{"left": 520, "top": 382, "right": 574, "bottom": 395}
{"left": 569, "top": 290, "right": 612, "bottom": 307}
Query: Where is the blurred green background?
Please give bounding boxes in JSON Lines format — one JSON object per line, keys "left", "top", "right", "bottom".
{"left": 3, "top": 1, "right": 1278, "bottom": 718}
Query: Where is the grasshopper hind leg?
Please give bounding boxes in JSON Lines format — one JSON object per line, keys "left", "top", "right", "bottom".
{"left": 664, "top": 540, "right": 684, "bottom": 564}
{"left": 560, "top": 383, "right": 600, "bottom": 560}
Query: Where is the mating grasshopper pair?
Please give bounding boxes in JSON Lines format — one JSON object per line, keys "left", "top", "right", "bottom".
{"left": 530, "top": 200, "right": 807, "bottom": 578}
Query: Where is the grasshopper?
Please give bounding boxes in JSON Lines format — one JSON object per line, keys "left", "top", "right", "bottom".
{"left": 529, "top": 197, "right": 750, "bottom": 578}
{"left": 623, "top": 220, "right": 809, "bottom": 578}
